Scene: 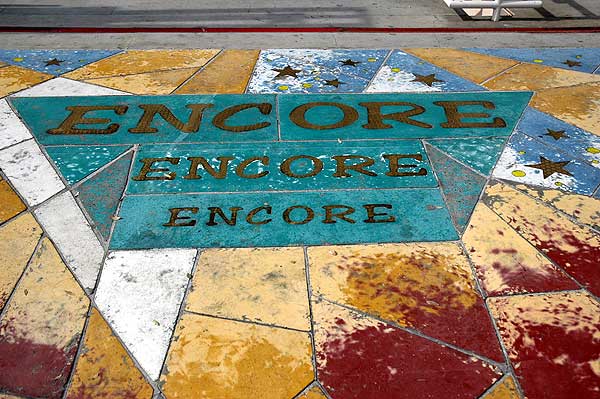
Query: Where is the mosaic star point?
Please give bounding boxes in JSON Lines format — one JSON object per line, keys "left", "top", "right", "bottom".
{"left": 525, "top": 156, "right": 573, "bottom": 179}
{"left": 272, "top": 65, "right": 301, "bottom": 79}
{"left": 411, "top": 73, "right": 444, "bottom": 87}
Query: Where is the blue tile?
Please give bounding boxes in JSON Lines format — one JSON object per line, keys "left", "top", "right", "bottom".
{"left": 278, "top": 92, "right": 532, "bottom": 141}
{"left": 247, "top": 49, "right": 388, "bottom": 94}
{"left": 426, "top": 144, "right": 486, "bottom": 233}
{"left": 493, "top": 131, "right": 600, "bottom": 195}
{"left": 110, "top": 188, "right": 458, "bottom": 249}
{"left": 366, "top": 50, "right": 485, "bottom": 93}
{"left": 127, "top": 140, "right": 437, "bottom": 194}
{"left": 11, "top": 94, "right": 278, "bottom": 146}
{"left": 0, "top": 50, "right": 121, "bottom": 76}
{"left": 78, "top": 151, "right": 133, "bottom": 241}
{"left": 45, "top": 145, "right": 131, "bottom": 185}
{"left": 516, "top": 107, "right": 600, "bottom": 169}
{"left": 426, "top": 137, "right": 507, "bottom": 176}
{"left": 466, "top": 48, "right": 600, "bottom": 73}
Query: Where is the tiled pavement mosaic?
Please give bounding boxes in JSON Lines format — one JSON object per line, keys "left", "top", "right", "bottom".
{"left": 0, "top": 48, "right": 599, "bottom": 399}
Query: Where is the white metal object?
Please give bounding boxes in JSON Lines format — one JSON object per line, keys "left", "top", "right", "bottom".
{"left": 443, "top": 0, "right": 543, "bottom": 21}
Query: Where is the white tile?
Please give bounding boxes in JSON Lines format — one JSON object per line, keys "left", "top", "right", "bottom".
{"left": 0, "top": 139, "right": 64, "bottom": 205}
{"left": 94, "top": 248, "right": 197, "bottom": 380}
{"left": 34, "top": 191, "right": 104, "bottom": 291}
{"left": 0, "top": 99, "right": 32, "bottom": 150}
{"left": 11, "top": 77, "right": 131, "bottom": 97}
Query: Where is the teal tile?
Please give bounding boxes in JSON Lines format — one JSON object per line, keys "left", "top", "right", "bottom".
{"left": 10, "top": 94, "right": 278, "bottom": 146}
{"left": 425, "top": 144, "right": 486, "bottom": 233}
{"left": 127, "top": 140, "right": 437, "bottom": 194}
{"left": 110, "top": 189, "right": 458, "bottom": 249}
{"left": 77, "top": 151, "right": 133, "bottom": 241}
{"left": 425, "top": 137, "right": 507, "bottom": 176}
{"left": 45, "top": 145, "right": 131, "bottom": 185}
{"left": 278, "top": 92, "right": 532, "bottom": 141}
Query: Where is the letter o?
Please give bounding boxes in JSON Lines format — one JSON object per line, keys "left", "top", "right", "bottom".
{"left": 282, "top": 205, "right": 315, "bottom": 225}
{"left": 280, "top": 155, "right": 324, "bottom": 178}
{"left": 289, "top": 102, "right": 359, "bottom": 130}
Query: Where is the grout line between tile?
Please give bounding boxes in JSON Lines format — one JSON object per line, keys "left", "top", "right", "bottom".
{"left": 169, "top": 49, "right": 224, "bottom": 94}
{"left": 479, "top": 62, "right": 523, "bottom": 86}
{"left": 184, "top": 309, "right": 310, "bottom": 334}
{"left": 302, "top": 246, "right": 319, "bottom": 382}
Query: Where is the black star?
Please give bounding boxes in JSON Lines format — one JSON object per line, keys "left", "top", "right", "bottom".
{"left": 340, "top": 59, "right": 360, "bottom": 67}
{"left": 544, "top": 129, "right": 569, "bottom": 140}
{"left": 563, "top": 60, "right": 582, "bottom": 68}
{"left": 324, "top": 79, "right": 343, "bottom": 88}
{"left": 412, "top": 73, "right": 444, "bottom": 87}
{"left": 526, "top": 156, "right": 573, "bottom": 179}
{"left": 45, "top": 58, "right": 64, "bottom": 66}
{"left": 272, "top": 65, "right": 301, "bottom": 79}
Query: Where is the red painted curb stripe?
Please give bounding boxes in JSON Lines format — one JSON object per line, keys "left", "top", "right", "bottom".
{"left": 0, "top": 26, "right": 599, "bottom": 33}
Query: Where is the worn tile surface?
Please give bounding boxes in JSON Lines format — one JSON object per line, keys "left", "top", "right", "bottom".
{"left": 160, "top": 313, "right": 313, "bottom": 399}
{"left": 2, "top": 47, "right": 600, "bottom": 398}
{"left": 186, "top": 247, "right": 310, "bottom": 330}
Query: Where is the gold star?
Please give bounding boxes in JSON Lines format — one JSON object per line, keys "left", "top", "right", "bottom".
{"left": 412, "top": 73, "right": 443, "bottom": 87}
{"left": 563, "top": 60, "right": 582, "bottom": 68}
{"left": 324, "top": 79, "right": 343, "bottom": 88}
{"left": 340, "top": 59, "right": 360, "bottom": 67}
{"left": 45, "top": 58, "right": 64, "bottom": 66}
{"left": 544, "top": 129, "right": 569, "bottom": 140}
{"left": 526, "top": 156, "right": 573, "bottom": 179}
{"left": 272, "top": 65, "right": 301, "bottom": 79}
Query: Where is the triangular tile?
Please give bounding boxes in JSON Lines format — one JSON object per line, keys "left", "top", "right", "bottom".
{"left": 77, "top": 151, "right": 133, "bottom": 241}
{"left": 404, "top": 48, "right": 519, "bottom": 84}
{"left": 427, "top": 137, "right": 508, "bottom": 176}
{"left": 0, "top": 50, "right": 121, "bottom": 76}
{"left": 466, "top": 47, "right": 600, "bottom": 74}
{"left": 426, "top": 143, "right": 487, "bottom": 232}
{"left": 82, "top": 67, "right": 201, "bottom": 95}
{"left": 11, "top": 77, "right": 130, "bottom": 97}
{"left": 0, "top": 64, "right": 53, "bottom": 97}
{"left": 366, "top": 50, "right": 485, "bottom": 93}
{"left": 45, "top": 145, "right": 131, "bottom": 185}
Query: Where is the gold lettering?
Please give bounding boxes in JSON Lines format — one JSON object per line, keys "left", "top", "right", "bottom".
{"left": 183, "top": 156, "right": 234, "bottom": 180}
{"left": 289, "top": 102, "right": 358, "bottom": 130}
{"left": 363, "top": 204, "right": 396, "bottom": 223}
{"left": 47, "top": 105, "right": 128, "bottom": 135}
{"left": 212, "top": 103, "right": 272, "bottom": 132}
{"left": 359, "top": 102, "right": 432, "bottom": 129}
{"left": 163, "top": 207, "right": 199, "bottom": 227}
{"left": 236, "top": 156, "right": 269, "bottom": 179}
{"left": 433, "top": 101, "right": 506, "bottom": 128}
{"left": 129, "top": 104, "right": 213, "bottom": 133}
{"left": 383, "top": 154, "right": 428, "bottom": 177}
{"left": 282, "top": 205, "right": 314, "bottom": 225}
{"left": 280, "top": 155, "right": 324, "bottom": 178}
{"left": 323, "top": 205, "right": 356, "bottom": 224}
{"left": 332, "top": 155, "right": 377, "bottom": 177}
{"left": 132, "top": 157, "right": 180, "bottom": 181}
{"left": 206, "top": 207, "right": 243, "bottom": 226}
{"left": 246, "top": 205, "right": 272, "bottom": 225}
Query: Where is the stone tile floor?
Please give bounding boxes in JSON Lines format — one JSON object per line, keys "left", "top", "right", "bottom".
{"left": 0, "top": 48, "right": 599, "bottom": 399}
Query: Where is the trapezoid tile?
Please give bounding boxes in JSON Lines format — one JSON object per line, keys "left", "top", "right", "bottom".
{"left": 426, "top": 137, "right": 508, "bottom": 176}
{"left": 11, "top": 77, "right": 130, "bottom": 97}
{"left": 0, "top": 64, "right": 53, "bottom": 97}
{"left": 0, "top": 99, "right": 32, "bottom": 150}
{"left": 0, "top": 177, "right": 26, "bottom": 223}
{"left": 481, "top": 376, "right": 520, "bottom": 399}
{"left": 0, "top": 50, "right": 122, "bottom": 76}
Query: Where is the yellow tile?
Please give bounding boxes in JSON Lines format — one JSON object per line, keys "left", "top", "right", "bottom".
{"left": 175, "top": 49, "right": 260, "bottom": 94}
{"left": 308, "top": 243, "right": 479, "bottom": 328}
{"left": 1, "top": 237, "right": 89, "bottom": 346}
{"left": 161, "top": 313, "right": 313, "bottom": 399}
{"left": 0, "top": 64, "right": 52, "bottom": 97}
{"left": 463, "top": 203, "right": 575, "bottom": 296}
{"left": 83, "top": 67, "right": 199, "bottom": 95}
{"left": 65, "top": 49, "right": 220, "bottom": 80}
{"left": 186, "top": 247, "right": 310, "bottom": 331}
{"left": 515, "top": 184, "right": 600, "bottom": 230}
{"left": 0, "top": 213, "right": 42, "bottom": 308}
{"left": 484, "top": 63, "right": 600, "bottom": 91}
{"left": 529, "top": 81, "right": 600, "bottom": 137}
{"left": 404, "top": 48, "right": 519, "bottom": 84}
{"left": 0, "top": 178, "right": 26, "bottom": 223}
{"left": 482, "top": 376, "right": 520, "bottom": 399}
{"left": 66, "top": 308, "right": 153, "bottom": 399}
{"left": 298, "top": 386, "right": 328, "bottom": 399}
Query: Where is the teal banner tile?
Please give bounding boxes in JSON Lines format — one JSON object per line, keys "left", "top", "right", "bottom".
{"left": 10, "top": 94, "right": 278, "bottom": 145}
{"left": 278, "top": 92, "right": 532, "bottom": 140}
{"left": 110, "top": 189, "right": 458, "bottom": 249}
{"left": 127, "top": 140, "right": 437, "bottom": 194}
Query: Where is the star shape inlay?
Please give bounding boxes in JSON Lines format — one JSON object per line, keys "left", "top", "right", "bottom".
{"left": 563, "top": 59, "right": 582, "bottom": 68}
{"left": 340, "top": 59, "right": 361, "bottom": 67}
{"left": 411, "top": 73, "right": 444, "bottom": 87}
{"left": 45, "top": 58, "right": 64, "bottom": 66}
{"left": 526, "top": 156, "right": 573, "bottom": 179}
{"left": 544, "top": 129, "right": 569, "bottom": 140}
{"left": 272, "top": 65, "right": 301, "bottom": 79}
{"left": 324, "top": 79, "right": 343, "bottom": 88}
